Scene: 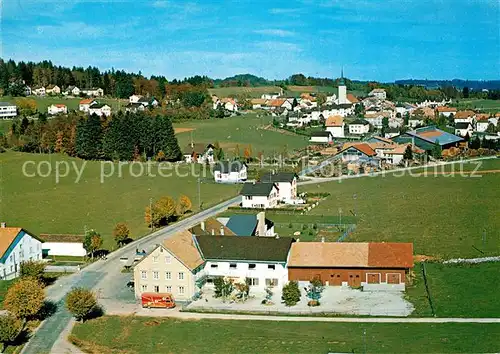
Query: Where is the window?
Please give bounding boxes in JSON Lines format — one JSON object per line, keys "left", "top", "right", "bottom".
{"left": 210, "top": 263, "right": 218, "bottom": 268}
{"left": 229, "top": 263, "right": 237, "bottom": 269}
{"left": 141, "top": 285, "right": 147, "bottom": 292}
{"left": 153, "top": 256, "right": 158, "bottom": 263}
{"left": 267, "top": 264, "right": 275, "bottom": 270}
{"left": 248, "top": 278, "right": 259, "bottom": 286}
{"left": 178, "top": 272, "right": 184, "bottom": 280}
{"left": 248, "top": 264, "right": 256, "bottom": 270}
{"left": 141, "top": 270, "right": 147, "bottom": 279}
{"left": 165, "top": 271, "right": 171, "bottom": 280}
{"left": 165, "top": 255, "right": 172, "bottom": 264}
{"left": 154, "top": 285, "right": 159, "bottom": 293}
{"left": 166, "top": 285, "right": 172, "bottom": 293}
{"left": 153, "top": 271, "right": 159, "bottom": 280}
{"left": 178, "top": 286, "right": 185, "bottom": 294}
{"left": 265, "top": 278, "right": 278, "bottom": 287}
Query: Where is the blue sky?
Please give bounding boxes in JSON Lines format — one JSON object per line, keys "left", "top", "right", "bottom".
{"left": 1, "top": 0, "right": 499, "bottom": 81}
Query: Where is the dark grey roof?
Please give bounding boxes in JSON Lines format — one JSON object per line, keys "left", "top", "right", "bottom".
{"left": 213, "top": 161, "right": 246, "bottom": 173}
{"left": 260, "top": 172, "right": 297, "bottom": 183}
{"left": 455, "top": 122, "right": 471, "bottom": 129}
{"left": 350, "top": 119, "right": 369, "bottom": 125}
{"left": 89, "top": 103, "right": 108, "bottom": 109}
{"left": 240, "top": 182, "right": 277, "bottom": 197}
{"left": 195, "top": 236, "right": 294, "bottom": 262}
{"left": 310, "top": 131, "right": 333, "bottom": 138}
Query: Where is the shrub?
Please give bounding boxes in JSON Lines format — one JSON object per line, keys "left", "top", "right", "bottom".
{"left": 281, "top": 281, "right": 301, "bottom": 306}
{"left": 19, "top": 260, "right": 46, "bottom": 281}
{"left": 0, "top": 314, "right": 22, "bottom": 352}
{"left": 66, "top": 287, "right": 99, "bottom": 322}
{"left": 4, "top": 278, "right": 45, "bottom": 319}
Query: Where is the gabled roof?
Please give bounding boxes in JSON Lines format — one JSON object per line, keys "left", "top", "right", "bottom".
{"left": 455, "top": 122, "right": 472, "bottom": 129}
{"left": 349, "top": 119, "right": 369, "bottom": 125}
{"left": 325, "top": 115, "right": 344, "bottom": 127}
{"left": 240, "top": 182, "right": 277, "bottom": 197}
{"left": 455, "top": 110, "right": 475, "bottom": 119}
{"left": 89, "top": 103, "right": 109, "bottom": 109}
{"left": 190, "top": 217, "right": 235, "bottom": 236}
{"left": 288, "top": 242, "right": 413, "bottom": 268}
{"left": 475, "top": 113, "right": 490, "bottom": 121}
{"left": 268, "top": 99, "right": 286, "bottom": 107}
{"left": 347, "top": 93, "right": 359, "bottom": 104}
{"left": 163, "top": 230, "right": 204, "bottom": 271}
{"left": 79, "top": 99, "right": 96, "bottom": 104}
{"left": 184, "top": 143, "right": 213, "bottom": 155}
{"left": 195, "top": 236, "right": 294, "bottom": 262}
{"left": 310, "top": 131, "right": 333, "bottom": 138}
{"left": 339, "top": 143, "right": 377, "bottom": 157}
{"left": 406, "top": 126, "right": 463, "bottom": 145}
{"left": 225, "top": 215, "right": 257, "bottom": 236}
{"left": 0, "top": 227, "right": 43, "bottom": 260}
{"left": 436, "top": 106, "right": 457, "bottom": 113}
{"left": 52, "top": 104, "right": 66, "bottom": 108}
{"left": 260, "top": 172, "right": 297, "bottom": 183}
{"left": 40, "top": 234, "right": 84, "bottom": 243}
{"left": 213, "top": 161, "right": 246, "bottom": 173}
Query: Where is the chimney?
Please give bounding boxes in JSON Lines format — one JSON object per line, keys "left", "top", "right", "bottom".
{"left": 275, "top": 234, "right": 280, "bottom": 239}
{"left": 256, "top": 212, "right": 266, "bottom": 237}
{"left": 201, "top": 221, "right": 205, "bottom": 231}
{"left": 211, "top": 229, "right": 215, "bottom": 236}
{"left": 321, "top": 237, "right": 325, "bottom": 243}
{"left": 0, "top": 222, "right": 5, "bottom": 228}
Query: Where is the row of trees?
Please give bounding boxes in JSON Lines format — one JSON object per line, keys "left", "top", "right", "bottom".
{"left": 2, "top": 111, "right": 182, "bottom": 162}
{"left": 145, "top": 195, "right": 192, "bottom": 229}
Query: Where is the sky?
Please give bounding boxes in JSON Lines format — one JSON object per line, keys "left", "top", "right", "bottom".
{"left": 1, "top": 0, "right": 499, "bottom": 82}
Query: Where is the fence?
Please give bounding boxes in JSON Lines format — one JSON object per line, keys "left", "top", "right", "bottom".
{"left": 337, "top": 224, "right": 356, "bottom": 242}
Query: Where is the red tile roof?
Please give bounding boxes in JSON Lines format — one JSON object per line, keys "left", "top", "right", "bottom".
{"left": 325, "top": 115, "right": 343, "bottom": 127}
{"left": 368, "top": 243, "right": 414, "bottom": 268}
{"left": 436, "top": 106, "right": 457, "bottom": 113}
{"left": 347, "top": 93, "right": 359, "bottom": 104}
{"left": 79, "top": 99, "right": 95, "bottom": 104}
{"left": 340, "top": 143, "right": 376, "bottom": 157}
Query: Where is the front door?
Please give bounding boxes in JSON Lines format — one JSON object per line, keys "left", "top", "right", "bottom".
{"left": 348, "top": 272, "right": 361, "bottom": 287}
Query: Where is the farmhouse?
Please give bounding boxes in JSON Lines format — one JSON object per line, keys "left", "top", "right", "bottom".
{"left": 45, "top": 84, "right": 61, "bottom": 95}
{"left": 190, "top": 218, "right": 235, "bottom": 236}
{"left": 348, "top": 119, "right": 370, "bottom": 135}
{"left": 454, "top": 122, "right": 474, "bottom": 137}
{"left": 337, "top": 143, "right": 377, "bottom": 163}
{"left": 213, "top": 161, "right": 247, "bottom": 183}
{"left": 88, "top": 103, "right": 111, "bottom": 117}
{"left": 250, "top": 98, "right": 267, "bottom": 109}
{"left": 125, "top": 102, "right": 146, "bottom": 113}
{"left": 81, "top": 87, "right": 104, "bottom": 97}
{"left": 217, "top": 212, "right": 275, "bottom": 237}
{"left": 0, "top": 102, "right": 17, "bottom": 119}
{"left": 32, "top": 86, "right": 46, "bottom": 96}
{"left": 309, "top": 131, "right": 333, "bottom": 144}
{"left": 195, "top": 236, "right": 294, "bottom": 292}
{"left": 63, "top": 86, "right": 81, "bottom": 96}
{"left": 183, "top": 143, "right": 215, "bottom": 164}
{"left": 0, "top": 224, "right": 43, "bottom": 280}
{"left": 129, "top": 94, "right": 143, "bottom": 103}
{"left": 134, "top": 230, "right": 205, "bottom": 302}
{"left": 475, "top": 114, "right": 492, "bottom": 132}
{"left": 240, "top": 182, "right": 279, "bottom": 209}
{"left": 260, "top": 172, "right": 297, "bottom": 202}
{"left": 435, "top": 106, "right": 457, "bottom": 117}
{"left": 40, "top": 234, "right": 86, "bottom": 257}
{"left": 47, "top": 104, "right": 68, "bottom": 115}
{"left": 392, "top": 126, "right": 463, "bottom": 152}
{"left": 325, "top": 115, "right": 345, "bottom": 138}
{"left": 287, "top": 241, "right": 413, "bottom": 290}
{"left": 454, "top": 110, "right": 476, "bottom": 124}
{"left": 79, "top": 98, "right": 97, "bottom": 112}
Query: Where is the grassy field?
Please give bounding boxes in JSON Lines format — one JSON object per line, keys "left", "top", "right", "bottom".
{"left": 406, "top": 261, "right": 500, "bottom": 318}
{"left": 0, "top": 151, "right": 240, "bottom": 250}
{"left": 174, "top": 114, "right": 308, "bottom": 158}
{"left": 70, "top": 316, "right": 500, "bottom": 353}
{"left": 302, "top": 159, "right": 500, "bottom": 258}
{"left": 1, "top": 95, "right": 127, "bottom": 113}
{"left": 452, "top": 99, "right": 500, "bottom": 113}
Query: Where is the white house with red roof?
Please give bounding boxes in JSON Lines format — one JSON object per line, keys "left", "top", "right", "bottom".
{"left": 47, "top": 104, "right": 68, "bottom": 115}
{"left": 325, "top": 115, "right": 345, "bottom": 138}
{"left": 79, "top": 98, "right": 97, "bottom": 112}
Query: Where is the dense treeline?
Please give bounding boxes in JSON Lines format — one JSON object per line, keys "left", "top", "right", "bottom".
{"left": 1, "top": 112, "right": 182, "bottom": 161}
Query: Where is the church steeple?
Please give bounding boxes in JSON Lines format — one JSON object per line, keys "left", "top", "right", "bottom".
{"left": 339, "top": 67, "right": 345, "bottom": 86}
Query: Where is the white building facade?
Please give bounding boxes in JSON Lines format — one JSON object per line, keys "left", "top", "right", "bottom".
{"left": 0, "top": 227, "right": 43, "bottom": 280}
{"left": 0, "top": 102, "right": 17, "bottom": 119}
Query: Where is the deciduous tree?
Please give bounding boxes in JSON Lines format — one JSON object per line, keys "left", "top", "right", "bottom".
{"left": 19, "top": 260, "right": 46, "bottom": 281}
{"left": 66, "top": 287, "right": 99, "bottom": 322}
{"left": 4, "top": 278, "right": 45, "bottom": 319}
{"left": 83, "top": 229, "right": 102, "bottom": 259}
{"left": 112, "top": 222, "right": 130, "bottom": 247}
{"left": 177, "top": 195, "right": 192, "bottom": 215}
{"left": 0, "top": 314, "right": 22, "bottom": 353}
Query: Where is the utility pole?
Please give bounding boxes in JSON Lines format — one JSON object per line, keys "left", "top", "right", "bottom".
{"left": 482, "top": 229, "right": 486, "bottom": 249}
{"left": 149, "top": 197, "right": 153, "bottom": 232}
{"left": 363, "top": 328, "right": 367, "bottom": 354}
{"left": 339, "top": 207, "right": 342, "bottom": 232}
{"left": 198, "top": 177, "right": 201, "bottom": 211}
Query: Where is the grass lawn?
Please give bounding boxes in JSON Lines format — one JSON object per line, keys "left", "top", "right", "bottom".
{"left": 173, "top": 114, "right": 309, "bottom": 158}
{"left": 0, "top": 151, "right": 240, "bottom": 250}
{"left": 70, "top": 316, "right": 500, "bottom": 353}
{"left": 451, "top": 99, "right": 500, "bottom": 113}
{"left": 2, "top": 95, "right": 127, "bottom": 113}
{"left": 0, "top": 280, "right": 15, "bottom": 308}
{"left": 301, "top": 159, "right": 500, "bottom": 259}
{"left": 406, "top": 262, "right": 500, "bottom": 318}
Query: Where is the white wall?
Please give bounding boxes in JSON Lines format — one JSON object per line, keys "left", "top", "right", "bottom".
{"left": 214, "top": 167, "right": 247, "bottom": 183}
{"left": 204, "top": 260, "right": 288, "bottom": 292}
{"left": 241, "top": 194, "right": 278, "bottom": 209}
{"left": 0, "top": 231, "right": 43, "bottom": 280}
{"left": 326, "top": 125, "right": 345, "bottom": 138}
{"left": 0, "top": 105, "right": 17, "bottom": 119}
{"left": 42, "top": 242, "right": 86, "bottom": 257}
{"left": 349, "top": 124, "right": 369, "bottom": 135}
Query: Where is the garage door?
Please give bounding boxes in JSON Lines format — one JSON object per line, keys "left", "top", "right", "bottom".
{"left": 329, "top": 273, "right": 342, "bottom": 286}
{"left": 387, "top": 273, "right": 401, "bottom": 284}
{"left": 348, "top": 273, "right": 361, "bottom": 287}
{"left": 367, "top": 273, "right": 380, "bottom": 284}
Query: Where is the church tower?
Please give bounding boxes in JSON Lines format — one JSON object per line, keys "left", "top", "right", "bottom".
{"left": 338, "top": 68, "right": 347, "bottom": 104}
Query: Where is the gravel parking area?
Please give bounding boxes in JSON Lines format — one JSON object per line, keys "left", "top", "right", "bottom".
{"left": 186, "top": 285, "right": 414, "bottom": 316}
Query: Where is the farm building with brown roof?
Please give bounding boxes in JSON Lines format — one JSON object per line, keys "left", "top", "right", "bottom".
{"left": 287, "top": 241, "right": 413, "bottom": 291}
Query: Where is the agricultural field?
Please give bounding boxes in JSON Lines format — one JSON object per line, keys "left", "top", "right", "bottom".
{"left": 301, "top": 159, "right": 500, "bottom": 259}
{"left": 0, "top": 151, "right": 240, "bottom": 250}
{"left": 1, "top": 95, "right": 127, "bottom": 113}
{"left": 451, "top": 99, "right": 500, "bottom": 113}
{"left": 406, "top": 261, "right": 500, "bottom": 318}
{"left": 70, "top": 316, "right": 500, "bottom": 354}
{"left": 173, "top": 114, "right": 309, "bottom": 158}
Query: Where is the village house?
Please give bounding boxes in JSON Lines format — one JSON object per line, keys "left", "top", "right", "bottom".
{"left": 240, "top": 182, "right": 279, "bottom": 209}
{"left": 337, "top": 143, "right": 378, "bottom": 163}
{"left": 213, "top": 161, "right": 247, "bottom": 183}
{"left": 309, "top": 131, "right": 333, "bottom": 144}
{"left": 348, "top": 119, "right": 370, "bottom": 135}
{"left": 287, "top": 241, "right": 413, "bottom": 290}
{"left": 40, "top": 234, "right": 86, "bottom": 257}
{"left": 129, "top": 94, "right": 143, "bottom": 103}
{"left": 47, "top": 104, "right": 68, "bottom": 115}
{"left": 267, "top": 99, "right": 292, "bottom": 111}
{"left": 139, "top": 97, "right": 159, "bottom": 107}
{"left": 368, "top": 88, "right": 387, "bottom": 100}
{"left": 261, "top": 91, "right": 282, "bottom": 100}
{"left": 183, "top": 143, "right": 215, "bottom": 164}
{"left": 88, "top": 103, "right": 111, "bottom": 117}
{"left": 45, "top": 84, "right": 61, "bottom": 95}
{"left": 125, "top": 102, "right": 146, "bottom": 113}
{"left": 217, "top": 212, "right": 275, "bottom": 237}
{"left": 475, "top": 114, "right": 493, "bottom": 132}
{"left": 455, "top": 122, "right": 474, "bottom": 137}
{"left": 32, "top": 86, "right": 46, "bottom": 96}
{"left": 81, "top": 87, "right": 104, "bottom": 97}
{"left": 220, "top": 98, "right": 238, "bottom": 112}
{"left": 435, "top": 106, "right": 457, "bottom": 118}
{"left": 454, "top": 110, "right": 476, "bottom": 124}
{"left": 364, "top": 113, "right": 386, "bottom": 129}
{"left": 260, "top": 172, "right": 297, "bottom": 202}
{"left": 250, "top": 98, "right": 267, "bottom": 109}
{"left": 0, "top": 224, "right": 43, "bottom": 280}
{"left": 325, "top": 115, "right": 345, "bottom": 138}
{"left": 195, "top": 236, "right": 294, "bottom": 292}
{"left": 408, "top": 116, "right": 424, "bottom": 128}
{"left": 63, "top": 86, "right": 81, "bottom": 96}
{"left": 79, "top": 98, "right": 97, "bottom": 112}
{"left": 0, "top": 102, "right": 17, "bottom": 119}
{"left": 133, "top": 230, "right": 205, "bottom": 302}
{"left": 190, "top": 218, "right": 236, "bottom": 237}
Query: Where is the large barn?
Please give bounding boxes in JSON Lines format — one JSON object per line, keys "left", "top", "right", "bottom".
{"left": 287, "top": 242, "right": 413, "bottom": 291}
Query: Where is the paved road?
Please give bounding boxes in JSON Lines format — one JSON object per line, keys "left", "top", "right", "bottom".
{"left": 21, "top": 196, "right": 240, "bottom": 354}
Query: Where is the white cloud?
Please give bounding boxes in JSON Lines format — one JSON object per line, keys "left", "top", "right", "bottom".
{"left": 254, "top": 29, "right": 295, "bottom": 37}
{"left": 254, "top": 41, "right": 301, "bottom": 52}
